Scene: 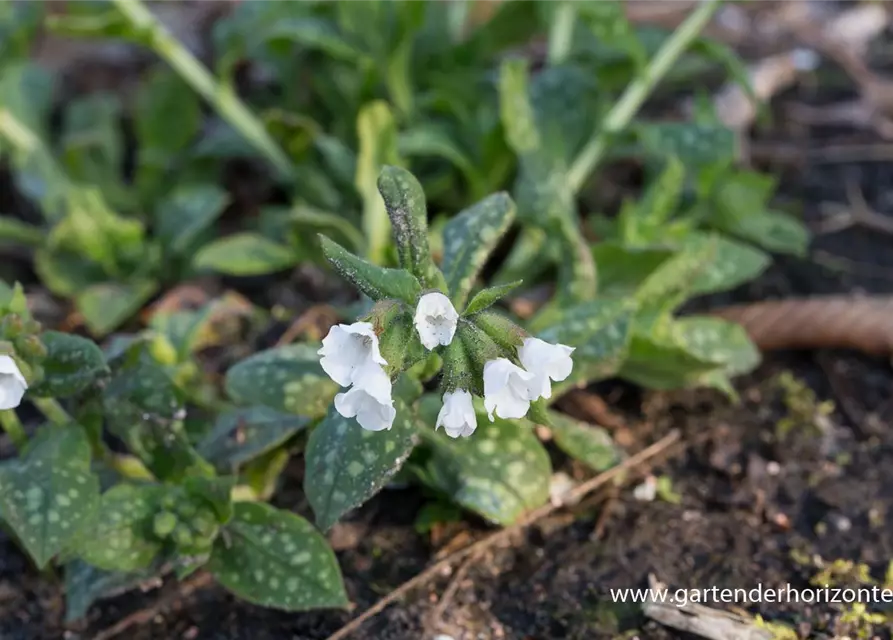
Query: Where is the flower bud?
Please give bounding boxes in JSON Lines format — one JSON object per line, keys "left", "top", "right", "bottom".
{"left": 153, "top": 511, "right": 178, "bottom": 538}
{"left": 471, "top": 311, "right": 526, "bottom": 353}
{"left": 1, "top": 315, "right": 24, "bottom": 339}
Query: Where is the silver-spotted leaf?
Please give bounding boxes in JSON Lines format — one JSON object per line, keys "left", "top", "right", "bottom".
{"left": 320, "top": 235, "right": 422, "bottom": 303}
{"left": 225, "top": 343, "right": 338, "bottom": 418}
{"left": 305, "top": 400, "right": 418, "bottom": 531}
{"left": 536, "top": 298, "right": 637, "bottom": 395}
{"left": 636, "top": 122, "right": 737, "bottom": 168}
{"left": 684, "top": 233, "right": 770, "bottom": 296}
{"left": 672, "top": 316, "right": 760, "bottom": 378}
{"left": 30, "top": 331, "right": 109, "bottom": 398}
{"left": 78, "top": 483, "right": 165, "bottom": 572}
{"left": 0, "top": 426, "right": 100, "bottom": 568}
{"left": 208, "top": 502, "right": 348, "bottom": 611}
{"left": 422, "top": 407, "right": 551, "bottom": 526}
{"left": 441, "top": 192, "right": 515, "bottom": 307}
{"left": 76, "top": 280, "right": 158, "bottom": 337}
{"left": 548, "top": 411, "right": 623, "bottom": 472}
{"left": 64, "top": 558, "right": 166, "bottom": 622}
{"left": 197, "top": 406, "right": 310, "bottom": 473}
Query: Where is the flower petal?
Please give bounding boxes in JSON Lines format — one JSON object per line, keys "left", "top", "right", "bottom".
{"left": 0, "top": 356, "right": 27, "bottom": 410}
{"left": 414, "top": 292, "right": 459, "bottom": 350}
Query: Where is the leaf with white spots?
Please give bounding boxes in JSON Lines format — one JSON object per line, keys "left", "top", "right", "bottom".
{"left": 30, "top": 331, "right": 109, "bottom": 398}
{"left": 305, "top": 400, "right": 418, "bottom": 531}
{"left": 319, "top": 235, "right": 422, "bottom": 304}
{"left": 548, "top": 411, "right": 624, "bottom": 472}
{"left": 77, "top": 483, "right": 165, "bottom": 572}
{"left": 197, "top": 406, "right": 311, "bottom": 473}
{"left": 208, "top": 502, "right": 348, "bottom": 611}
{"left": 672, "top": 316, "right": 760, "bottom": 378}
{"left": 225, "top": 344, "right": 339, "bottom": 419}
{"left": 422, "top": 406, "right": 551, "bottom": 525}
{"left": 636, "top": 122, "right": 737, "bottom": 169}
{"left": 0, "top": 425, "right": 100, "bottom": 568}
{"left": 441, "top": 192, "right": 515, "bottom": 308}
{"left": 536, "top": 298, "right": 638, "bottom": 396}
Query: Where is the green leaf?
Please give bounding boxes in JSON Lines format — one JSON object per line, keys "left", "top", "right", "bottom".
{"left": 0, "top": 215, "right": 43, "bottom": 247}
{"left": 592, "top": 243, "right": 676, "bottom": 297}
{"left": 672, "top": 316, "right": 760, "bottom": 378}
{"left": 262, "top": 17, "right": 366, "bottom": 63}
{"left": 499, "top": 58, "right": 541, "bottom": 155}
{"left": 714, "top": 206, "right": 810, "bottom": 257}
{"left": 0, "top": 426, "right": 100, "bottom": 568}
{"left": 305, "top": 401, "right": 418, "bottom": 531}
{"left": 422, "top": 408, "right": 551, "bottom": 525}
{"left": 155, "top": 184, "right": 230, "bottom": 256}
{"left": 377, "top": 165, "right": 443, "bottom": 289}
{"left": 636, "top": 122, "right": 737, "bottom": 168}
{"left": 462, "top": 281, "right": 522, "bottom": 316}
{"left": 64, "top": 559, "right": 164, "bottom": 622}
{"left": 441, "top": 192, "right": 515, "bottom": 307}
{"left": 225, "top": 343, "right": 338, "bottom": 419}
{"left": 319, "top": 235, "right": 422, "bottom": 303}
{"left": 548, "top": 411, "right": 623, "bottom": 472}
{"left": 76, "top": 280, "right": 158, "bottom": 337}
{"left": 78, "top": 483, "right": 164, "bottom": 572}
{"left": 683, "top": 233, "right": 770, "bottom": 296}
{"left": 536, "top": 298, "right": 637, "bottom": 394}
{"left": 183, "top": 475, "right": 236, "bottom": 525}
{"left": 30, "top": 331, "right": 109, "bottom": 398}
{"left": 618, "top": 157, "right": 685, "bottom": 244}
{"left": 208, "top": 502, "right": 348, "bottom": 611}
{"left": 135, "top": 68, "right": 201, "bottom": 161}
{"left": 633, "top": 236, "right": 718, "bottom": 311}
{"left": 193, "top": 233, "right": 298, "bottom": 276}
{"left": 197, "top": 406, "right": 311, "bottom": 473}
{"left": 397, "top": 127, "right": 484, "bottom": 198}
{"left": 577, "top": 1, "right": 645, "bottom": 68}
{"left": 356, "top": 101, "right": 401, "bottom": 265}
{"left": 619, "top": 331, "right": 720, "bottom": 390}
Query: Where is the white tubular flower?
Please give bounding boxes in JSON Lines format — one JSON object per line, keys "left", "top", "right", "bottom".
{"left": 518, "top": 337, "right": 575, "bottom": 401}
{"left": 0, "top": 355, "right": 27, "bottom": 410}
{"left": 318, "top": 321, "right": 387, "bottom": 387}
{"left": 413, "top": 292, "right": 459, "bottom": 350}
{"left": 334, "top": 387, "right": 397, "bottom": 432}
{"left": 483, "top": 358, "right": 534, "bottom": 421}
{"left": 435, "top": 390, "right": 477, "bottom": 438}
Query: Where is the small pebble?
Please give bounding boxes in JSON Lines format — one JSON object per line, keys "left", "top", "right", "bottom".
{"left": 633, "top": 476, "right": 657, "bottom": 502}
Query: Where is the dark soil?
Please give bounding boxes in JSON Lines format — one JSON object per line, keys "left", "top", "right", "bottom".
{"left": 3, "top": 98, "right": 893, "bottom": 640}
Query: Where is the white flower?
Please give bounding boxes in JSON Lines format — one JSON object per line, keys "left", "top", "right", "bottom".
{"left": 0, "top": 355, "right": 27, "bottom": 410}
{"left": 334, "top": 387, "right": 397, "bottom": 432}
{"left": 483, "top": 358, "right": 534, "bottom": 421}
{"left": 518, "top": 337, "right": 574, "bottom": 401}
{"left": 318, "top": 321, "right": 387, "bottom": 387}
{"left": 413, "top": 292, "right": 459, "bottom": 350}
{"left": 435, "top": 390, "right": 477, "bottom": 438}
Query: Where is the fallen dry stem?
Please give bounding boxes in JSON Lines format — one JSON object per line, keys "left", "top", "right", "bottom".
{"left": 324, "top": 429, "right": 683, "bottom": 640}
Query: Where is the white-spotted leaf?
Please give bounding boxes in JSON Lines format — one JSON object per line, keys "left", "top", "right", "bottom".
{"left": 0, "top": 426, "right": 100, "bottom": 568}
{"left": 305, "top": 400, "right": 418, "bottom": 531}
{"left": 225, "top": 344, "right": 338, "bottom": 419}
{"left": 77, "top": 483, "right": 164, "bottom": 572}
{"left": 30, "top": 331, "right": 109, "bottom": 398}
{"left": 208, "top": 502, "right": 348, "bottom": 611}
{"left": 320, "top": 235, "right": 422, "bottom": 304}
{"left": 548, "top": 411, "right": 624, "bottom": 472}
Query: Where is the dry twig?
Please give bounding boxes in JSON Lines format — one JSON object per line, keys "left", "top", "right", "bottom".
{"left": 324, "top": 430, "right": 682, "bottom": 640}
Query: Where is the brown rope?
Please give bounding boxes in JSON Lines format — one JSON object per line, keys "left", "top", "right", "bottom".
{"left": 711, "top": 296, "right": 893, "bottom": 355}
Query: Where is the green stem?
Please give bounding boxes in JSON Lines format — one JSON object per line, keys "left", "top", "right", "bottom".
{"left": 567, "top": 0, "right": 723, "bottom": 192}
{"left": 547, "top": 2, "right": 577, "bottom": 65}
{"left": 32, "top": 397, "right": 71, "bottom": 426}
{"left": 110, "top": 0, "right": 295, "bottom": 182}
{"left": 0, "top": 410, "right": 27, "bottom": 451}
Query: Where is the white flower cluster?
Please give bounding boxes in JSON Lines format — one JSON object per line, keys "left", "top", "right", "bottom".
{"left": 319, "top": 292, "right": 573, "bottom": 437}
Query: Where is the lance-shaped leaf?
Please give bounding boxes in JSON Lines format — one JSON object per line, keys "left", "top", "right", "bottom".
{"left": 208, "top": 503, "right": 348, "bottom": 611}
{"left": 0, "top": 426, "right": 100, "bottom": 568}
{"left": 536, "top": 298, "right": 637, "bottom": 396}
{"left": 305, "top": 400, "right": 418, "bottom": 531}
{"left": 377, "top": 165, "right": 444, "bottom": 289}
{"left": 225, "top": 343, "right": 339, "bottom": 419}
{"left": 499, "top": 57, "right": 541, "bottom": 155}
{"left": 64, "top": 558, "right": 166, "bottom": 622}
{"left": 422, "top": 407, "right": 551, "bottom": 525}
{"left": 78, "top": 483, "right": 165, "bottom": 572}
{"left": 636, "top": 122, "right": 737, "bottom": 169}
{"left": 320, "top": 235, "right": 422, "bottom": 304}
{"left": 462, "top": 281, "right": 522, "bottom": 316}
{"left": 357, "top": 101, "right": 401, "bottom": 265}
{"left": 441, "top": 192, "right": 515, "bottom": 307}
{"left": 672, "top": 316, "right": 760, "bottom": 378}
{"left": 30, "top": 331, "right": 109, "bottom": 398}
